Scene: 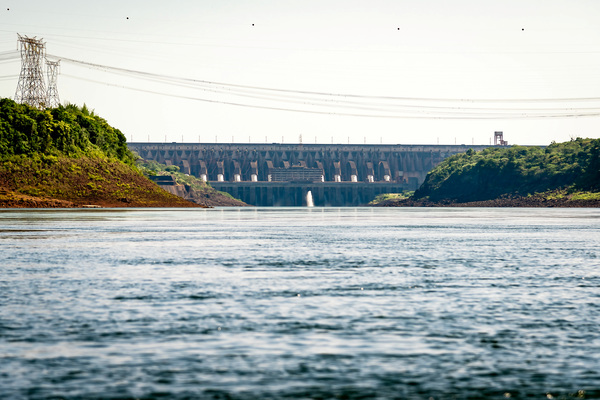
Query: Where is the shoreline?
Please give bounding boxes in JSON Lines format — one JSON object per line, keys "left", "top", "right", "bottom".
{"left": 373, "top": 195, "right": 600, "bottom": 208}
{"left": 0, "top": 188, "right": 204, "bottom": 209}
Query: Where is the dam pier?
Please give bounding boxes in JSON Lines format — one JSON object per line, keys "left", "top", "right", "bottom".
{"left": 128, "top": 142, "right": 489, "bottom": 206}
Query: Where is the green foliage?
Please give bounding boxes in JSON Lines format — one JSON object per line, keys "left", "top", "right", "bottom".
{"left": 0, "top": 97, "right": 134, "bottom": 164}
{"left": 368, "top": 192, "right": 414, "bottom": 205}
{"left": 570, "top": 191, "right": 600, "bottom": 201}
{"left": 136, "top": 158, "right": 208, "bottom": 190}
{"left": 134, "top": 157, "right": 245, "bottom": 204}
{"left": 0, "top": 153, "right": 200, "bottom": 207}
{"left": 415, "top": 138, "right": 600, "bottom": 202}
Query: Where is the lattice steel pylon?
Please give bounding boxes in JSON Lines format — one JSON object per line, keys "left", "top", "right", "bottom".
{"left": 14, "top": 34, "right": 47, "bottom": 109}
{"left": 46, "top": 59, "right": 60, "bottom": 108}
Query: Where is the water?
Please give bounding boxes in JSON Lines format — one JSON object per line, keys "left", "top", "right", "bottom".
{"left": 1, "top": 207, "right": 600, "bottom": 399}
{"left": 306, "top": 190, "right": 314, "bottom": 207}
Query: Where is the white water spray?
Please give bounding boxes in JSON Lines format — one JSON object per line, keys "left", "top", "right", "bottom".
{"left": 306, "top": 190, "right": 314, "bottom": 207}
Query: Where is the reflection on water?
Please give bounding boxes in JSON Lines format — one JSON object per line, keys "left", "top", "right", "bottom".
{"left": 1, "top": 207, "right": 600, "bottom": 399}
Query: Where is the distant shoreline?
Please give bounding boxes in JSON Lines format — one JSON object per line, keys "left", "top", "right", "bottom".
{"left": 372, "top": 194, "right": 600, "bottom": 208}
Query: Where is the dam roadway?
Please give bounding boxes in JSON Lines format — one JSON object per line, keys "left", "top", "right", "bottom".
{"left": 128, "top": 142, "right": 490, "bottom": 206}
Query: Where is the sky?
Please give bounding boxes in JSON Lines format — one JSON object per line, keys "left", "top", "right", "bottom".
{"left": 1, "top": 0, "right": 600, "bottom": 146}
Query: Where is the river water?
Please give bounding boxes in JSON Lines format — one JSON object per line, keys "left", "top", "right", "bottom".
{"left": 1, "top": 207, "right": 599, "bottom": 399}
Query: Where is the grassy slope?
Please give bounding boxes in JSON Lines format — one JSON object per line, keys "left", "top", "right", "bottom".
{"left": 367, "top": 192, "right": 413, "bottom": 206}
{"left": 0, "top": 98, "right": 203, "bottom": 208}
{"left": 0, "top": 154, "right": 199, "bottom": 207}
{"left": 410, "top": 138, "right": 600, "bottom": 205}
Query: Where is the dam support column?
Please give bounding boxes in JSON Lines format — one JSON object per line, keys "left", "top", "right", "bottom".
{"left": 210, "top": 182, "right": 409, "bottom": 207}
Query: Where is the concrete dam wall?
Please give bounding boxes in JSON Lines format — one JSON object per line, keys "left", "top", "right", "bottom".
{"left": 129, "top": 142, "right": 489, "bottom": 206}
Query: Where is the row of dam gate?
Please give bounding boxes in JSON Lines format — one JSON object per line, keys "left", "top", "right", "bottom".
{"left": 128, "top": 143, "right": 490, "bottom": 206}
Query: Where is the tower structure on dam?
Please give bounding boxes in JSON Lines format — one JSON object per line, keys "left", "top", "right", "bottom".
{"left": 128, "top": 142, "right": 490, "bottom": 206}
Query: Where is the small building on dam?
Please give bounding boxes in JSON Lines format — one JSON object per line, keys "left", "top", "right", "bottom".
{"left": 128, "top": 142, "right": 490, "bottom": 206}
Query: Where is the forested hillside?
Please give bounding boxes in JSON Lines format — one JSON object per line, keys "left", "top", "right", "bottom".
{"left": 413, "top": 138, "right": 600, "bottom": 203}
{"left": 0, "top": 98, "right": 132, "bottom": 162}
{"left": 0, "top": 98, "right": 199, "bottom": 207}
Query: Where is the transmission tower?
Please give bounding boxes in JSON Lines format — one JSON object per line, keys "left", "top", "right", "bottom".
{"left": 14, "top": 34, "right": 47, "bottom": 109}
{"left": 46, "top": 59, "right": 60, "bottom": 108}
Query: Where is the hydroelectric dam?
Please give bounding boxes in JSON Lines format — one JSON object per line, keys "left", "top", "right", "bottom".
{"left": 128, "top": 142, "right": 490, "bottom": 206}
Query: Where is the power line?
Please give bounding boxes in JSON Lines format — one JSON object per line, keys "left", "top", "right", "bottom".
{"left": 0, "top": 50, "right": 20, "bottom": 62}
{"left": 63, "top": 73, "right": 600, "bottom": 120}
{"left": 51, "top": 54, "right": 600, "bottom": 104}
{"left": 53, "top": 53, "right": 600, "bottom": 119}
{"left": 0, "top": 75, "right": 18, "bottom": 81}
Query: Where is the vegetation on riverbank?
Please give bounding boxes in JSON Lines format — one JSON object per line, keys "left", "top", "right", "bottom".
{"left": 0, "top": 153, "right": 200, "bottom": 207}
{"left": 415, "top": 138, "right": 599, "bottom": 202}
{"left": 1, "top": 98, "right": 132, "bottom": 163}
{"left": 373, "top": 138, "right": 600, "bottom": 207}
{"left": 368, "top": 192, "right": 413, "bottom": 205}
{"left": 136, "top": 159, "right": 247, "bottom": 207}
{"left": 374, "top": 189, "right": 600, "bottom": 207}
{"left": 0, "top": 98, "right": 235, "bottom": 207}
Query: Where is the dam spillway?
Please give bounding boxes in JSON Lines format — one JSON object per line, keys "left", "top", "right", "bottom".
{"left": 128, "top": 142, "right": 490, "bottom": 206}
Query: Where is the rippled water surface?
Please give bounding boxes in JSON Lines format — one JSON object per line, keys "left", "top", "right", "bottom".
{"left": 1, "top": 207, "right": 600, "bottom": 399}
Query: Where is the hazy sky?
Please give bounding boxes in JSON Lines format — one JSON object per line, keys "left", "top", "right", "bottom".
{"left": 1, "top": 0, "right": 600, "bottom": 145}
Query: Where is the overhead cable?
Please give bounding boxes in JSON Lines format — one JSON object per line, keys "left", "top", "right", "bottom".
{"left": 51, "top": 54, "right": 600, "bottom": 104}
{"left": 63, "top": 73, "right": 600, "bottom": 120}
